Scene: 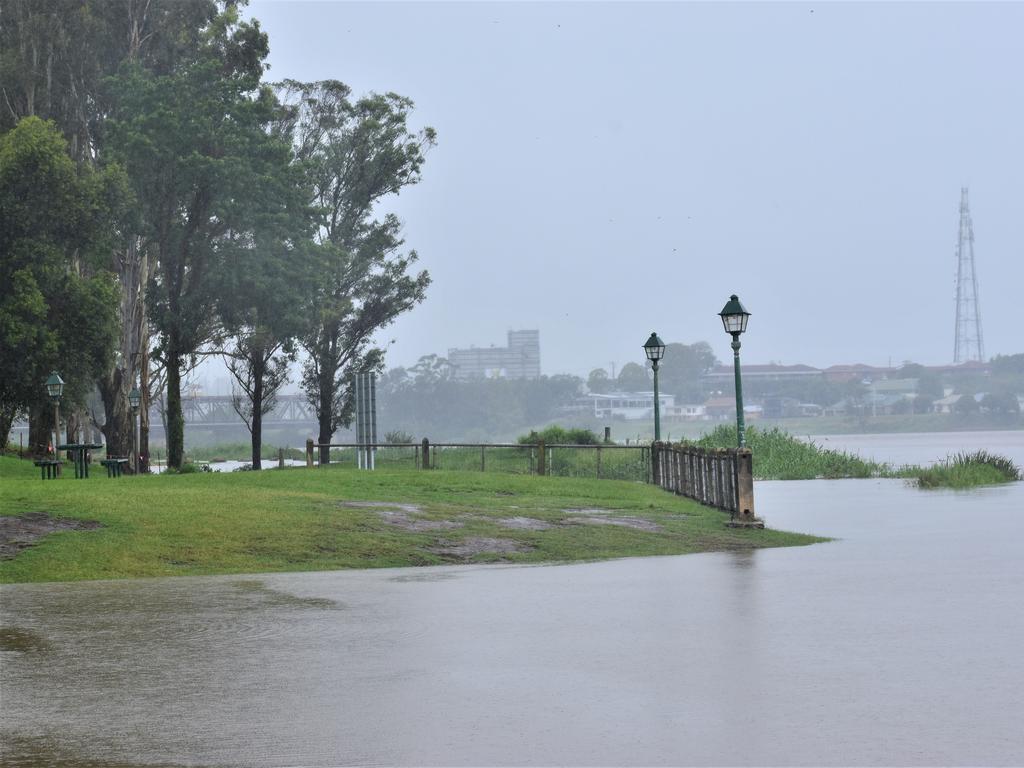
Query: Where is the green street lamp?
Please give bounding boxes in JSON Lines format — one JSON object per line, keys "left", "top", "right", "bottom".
{"left": 718, "top": 295, "right": 751, "bottom": 447}
{"left": 128, "top": 387, "right": 141, "bottom": 474}
{"left": 643, "top": 332, "right": 666, "bottom": 442}
{"left": 46, "top": 372, "right": 64, "bottom": 401}
{"left": 45, "top": 372, "right": 64, "bottom": 462}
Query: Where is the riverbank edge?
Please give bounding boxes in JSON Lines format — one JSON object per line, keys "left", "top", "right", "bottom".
{"left": 0, "top": 456, "right": 826, "bottom": 584}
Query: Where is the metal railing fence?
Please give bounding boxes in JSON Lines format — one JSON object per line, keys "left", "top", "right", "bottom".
{"left": 309, "top": 440, "right": 651, "bottom": 482}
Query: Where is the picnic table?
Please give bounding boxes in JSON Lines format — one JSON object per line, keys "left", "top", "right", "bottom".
{"left": 57, "top": 443, "right": 104, "bottom": 479}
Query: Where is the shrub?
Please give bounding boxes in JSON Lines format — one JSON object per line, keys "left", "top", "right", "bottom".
{"left": 915, "top": 450, "right": 1020, "bottom": 488}
{"left": 517, "top": 426, "right": 601, "bottom": 445}
{"left": 691, "top": 424, "right": 890, "bottom": 480}
{"left": 385, "top": 430, "right": 416, "bottom": 444}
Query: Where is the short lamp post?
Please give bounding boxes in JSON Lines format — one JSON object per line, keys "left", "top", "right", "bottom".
{"left": 45, "top": 372, "right": 64, "bottom": 463}
{"left": 718, "top": 295, "right": 751, "bottom": 447}
{"left": 128, "top": 386, "right": 141, "bottom": 474}
{"left": 643, "top": 332, "right": 666, "bottom": 442}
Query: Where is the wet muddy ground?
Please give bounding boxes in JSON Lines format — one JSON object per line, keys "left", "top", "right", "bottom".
{"left": 0, "top": 511, "right": 100, "bottom": 559}
{"left": 341, "top": 500, "right": 666, "bottom": 559}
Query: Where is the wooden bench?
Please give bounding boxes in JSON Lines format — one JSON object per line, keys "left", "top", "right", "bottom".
{"left": 33, "top": 459, "right": 61, "bottom": 479}
{"left": 100, "top": 458, "right": 130, "bottom": 478}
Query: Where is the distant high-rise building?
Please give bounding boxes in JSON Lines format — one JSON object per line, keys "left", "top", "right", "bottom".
{"left": 953, "top": 188, "right": 985, "bottom": 363}
{"left": 448, "top": 330, "right": 541, "bottom": 380}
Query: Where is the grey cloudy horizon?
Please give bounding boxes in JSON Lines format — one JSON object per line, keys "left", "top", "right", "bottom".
{"left": 245, "top": 0, "right": 1023, "bottom": 380}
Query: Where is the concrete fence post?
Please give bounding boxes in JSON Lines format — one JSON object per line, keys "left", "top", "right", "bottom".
{"left": 421, "top": 438, "right": 430, "bottom": 470}
{"left": 537, "top": 439, "right": 546, "bottom": 476}
{"left": 727, "top": 448, "right": 762, "bottom": 528}
{"left": 305, "top": 439, "right": 314, "bottom": 469}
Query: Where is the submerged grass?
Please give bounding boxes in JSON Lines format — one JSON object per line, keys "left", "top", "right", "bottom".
{"left": 691, "top": 425, "right": 1020, "bottom": 489}
{"left": 914, "top": 450, "right": 1021, "bottom": 489}
{"left": 0, "top": 454, "right": 823, "bottom": 583}
{"left": 692, "top": 425, "right": 891, "bottom": 480}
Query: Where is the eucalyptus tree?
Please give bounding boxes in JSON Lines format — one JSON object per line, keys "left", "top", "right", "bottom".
{"left": 1, "top": 0, "right": 220, "bottom": 463}
{"left": 216, "top": 214, "right": 315, "bottom": 470}
{"left": 275, "top": 80, "right": 434, "bottom": 460}
{"left": 0, "top": 118, "right": 125, "bottom": 451}
{"left": 105, "top": 7, "right": 294, "bottom": 468}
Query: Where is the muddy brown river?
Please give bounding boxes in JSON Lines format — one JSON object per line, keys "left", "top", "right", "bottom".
{"left": 2, "top": 476, "right": 1023, "bottom": 766}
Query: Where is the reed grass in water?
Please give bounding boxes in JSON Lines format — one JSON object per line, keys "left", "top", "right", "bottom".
{"left": 914, "top": 450, "right": 1021, "bottom": 489}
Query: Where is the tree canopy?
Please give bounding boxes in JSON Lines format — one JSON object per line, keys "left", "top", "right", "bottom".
{"left": 0, "top": 117, "right": 126, "bottom": 446}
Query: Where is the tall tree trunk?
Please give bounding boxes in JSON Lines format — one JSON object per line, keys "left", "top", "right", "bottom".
{"left": 317, "top": 367, "right": 332, "bottom": 465}
{"left": 99, "top": 238, "right": 147, "bottom": 463}
{"left": 99, "top": 368, "right": 133, "bottom": 458}
{"left": 28, "top": 404, "right": 54, "bottom": 459}
{"left": 166, "top": 349, "right": 184, "bottom": 469}
{"left": 0, "top": 407, "right": 16, "bottom": 450}
{"left": 139, "top": 340, "right": 151, "bottom": 473}
{"left": 251, "top": 357, "right": 264, "bottom": 470}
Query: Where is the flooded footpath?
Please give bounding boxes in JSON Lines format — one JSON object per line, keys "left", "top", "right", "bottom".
{"left": 2, "top": 476, "right": 1023, "bottom": 766}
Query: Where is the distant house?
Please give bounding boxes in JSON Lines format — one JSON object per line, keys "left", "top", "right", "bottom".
{"left": 702, "top": 396, "right": 762, "bottom": 421}
{"left": 822, "top": 364, "right": 893, "bottom": 383}
{"left": 667, "top": 403, "right": 707, "bottom": 421}
{"left": 580, "top": 392, "right": 676, "bottom": 421}
{"left": 704, "top": 396, "right": 737, "bottom": 421}
{"left": 763, "top": 396, "right": 823, "bottom": 419}
{"left": 702, "top": 363, "right": 821, "bottom": 386}
{"left": 869, "top": 378, "right": 919, "bottom": 397}
{"left": 933, "top": 394, "right": 963, "bottom": 414}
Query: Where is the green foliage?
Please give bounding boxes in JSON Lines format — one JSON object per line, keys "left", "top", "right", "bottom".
{"left": 692, "top": 424, "right": 890, "bottom": 480}
{"left": 385, "top": 430, "right": 415, "bottom": 445}
{"left": 103, "top": 10, "right": 296, "bottom": 469}
{"left": 991, "top": 353, "right": 1024, "bottom": 376}
{"left": 914, "top": 450, "right": 1020, "bottom": 488}
{"left": 280, "top": 80, "right": 434, "bottom": 442}
{"left": 379, "top": 361, "right": 582, "bottom": 441}
{"left": 0, "top": 117, "right": 124, "bottom": 432}
{"left": 616, "top": 362, "right": 649, "bottom": 392}
{"left": 954, "top": 395, "right": 980, "bottom": 415}
{"left": 518, "top": 426, "right": 601, "bottom": 445}
{"left": 587, "top": 368, "right": 612, "bottom": 394}
{"left": 981, "top": 391, "right": 1020, "bottom": 415}
{"left": 657, "top": 341, "right": 719, "bottom": 400}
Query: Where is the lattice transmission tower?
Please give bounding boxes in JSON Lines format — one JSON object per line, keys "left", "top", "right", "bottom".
{"left": 953, "top": 187, "right": 985, "bottom": 363}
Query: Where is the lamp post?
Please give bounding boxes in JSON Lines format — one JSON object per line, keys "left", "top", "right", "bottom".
{"left": 128, "top": 386, "right": 141, "bottom": 474}
{"left": 45, "top": 372, "right": 64, "bottom": 464}
{"left": 643, "top": 332, "right": 666, "bottom": 441}
{"left": 718, "top": 295, "right": 751, "bottom": 447}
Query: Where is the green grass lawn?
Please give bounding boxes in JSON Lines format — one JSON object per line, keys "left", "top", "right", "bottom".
{"left": 0, "top": 454, "right": 823, "bottom": 583}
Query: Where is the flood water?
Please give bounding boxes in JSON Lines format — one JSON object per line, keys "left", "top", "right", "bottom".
{"left": 2, "top": 435, "right": 1023, "bottom": 766}
{"left": 806, "top": 428, "right": 1024, "bottom": 469}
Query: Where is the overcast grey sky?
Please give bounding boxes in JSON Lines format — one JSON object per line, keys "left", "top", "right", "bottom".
{"left": 246, "top": 0, "right": 1023, "bottom": 378}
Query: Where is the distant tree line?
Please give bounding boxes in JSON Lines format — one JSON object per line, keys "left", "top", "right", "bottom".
{"left": 376, "top": 356, "right": 583, "bottom": 442}
{"left": 587, "top": 342, "right": 719, "bottom": 402}
{"left": 0, "top": 1, "right": 433, "bottom": 469}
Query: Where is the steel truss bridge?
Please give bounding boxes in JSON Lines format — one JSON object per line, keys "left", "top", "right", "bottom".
{"left": 153, "top": 394, "right": 318, "bottom": 428}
